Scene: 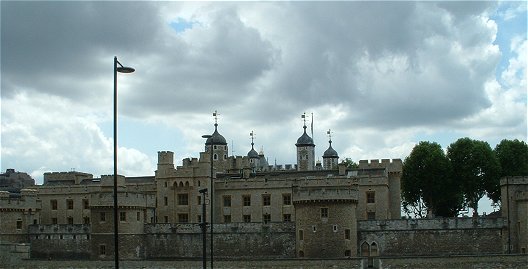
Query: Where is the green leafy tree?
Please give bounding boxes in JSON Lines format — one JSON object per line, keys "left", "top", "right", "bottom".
{"left": 491, "top": 139, "right": 528, "bottom": 202}
{"left": 342, "top": 158, "right": 359, "bottom": 169}
{"left": 401, "top": 141, "right": 462, "bottom": 218}
{"left": 447, "top": 138, "right": 501, "bottom": 216}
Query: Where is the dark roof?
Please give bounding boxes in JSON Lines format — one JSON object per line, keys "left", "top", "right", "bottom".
{"left": 248, "top": 144, "right": 259, "bottom": 158}
{"left": 205, "top": 124, "right": 227, "bottom": 145}
{"left": 323, "top": 141, "right": 338, "bottom": 158}
{"left": 296, "top": 126, "right": 314, "bottom": 146}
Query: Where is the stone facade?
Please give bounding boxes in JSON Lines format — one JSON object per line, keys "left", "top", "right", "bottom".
{"left": 0, "top": 123, "right": 527, "bottom": 264}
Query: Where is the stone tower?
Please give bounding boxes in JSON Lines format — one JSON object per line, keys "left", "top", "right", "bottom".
{"left": 296, "top": 118, "right": 315, "bottom": 171}
{"left": 247, "top": 131, "right": 259, "bottom": 172}
{"left": 322, "top": 129, "right": 339, "bottom": 170}
{"left": 293, "top": 182, "right": 358, "bottom": 258}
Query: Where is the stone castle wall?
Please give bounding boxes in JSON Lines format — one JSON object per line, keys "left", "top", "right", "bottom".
{"left": 358, "top": 217, "right": 505, "bottom": 256}
{"left": 144, "top": 222, "right": 296, "bottom": 259}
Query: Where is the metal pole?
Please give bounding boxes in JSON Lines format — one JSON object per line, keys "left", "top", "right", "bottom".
{"left": 200, "top": 188, "right": 208, "bottom": 269}
{"left": 113, "top": 56, "right": 120, "bottom": 269}
{"left": 210, "top": 143, "right": 214, "bottom": 269}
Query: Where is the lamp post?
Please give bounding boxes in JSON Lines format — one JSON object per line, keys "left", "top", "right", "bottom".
{"left": 201, "top": 134, "right": 214, "bottom": 269}
{"left": 113, "top": 56, "right": 134, "bottom": 269}
{"left": 199, "top": 188, "right": 208, "bottom": 269}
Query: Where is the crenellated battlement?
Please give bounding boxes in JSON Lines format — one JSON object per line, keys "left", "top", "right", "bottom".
{"left": 43, "top": 171, "right": 93, "bottom": 185}
{"left": 157, "top": 151, "right": 174, "bottom": 165}
{"left": 358, "top": 159, "right": 402, "bottom": 171}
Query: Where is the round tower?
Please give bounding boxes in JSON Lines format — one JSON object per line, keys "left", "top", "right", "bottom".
{"left": 296, "top": 120, "right": 315, "bottom": 171}
{"left": 323, "top": 130, "right": 339, "bottom": 170}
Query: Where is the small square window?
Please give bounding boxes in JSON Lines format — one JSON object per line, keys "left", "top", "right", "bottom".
{"left": 243, "top": 215, "right": 251, "bottom": 223}
{"left": 197, "top": 196, "right": 202, "bottom": 205}
{"left": 345, "top": 229, "right": 351, "bottom": 240}
{"left": 367, "top": 191, "right": 375, "bottom": 204}
{"left": 164, "top": 216, "right": 169, "bottom": 223}
{"left": 223, "top": 215, "right": 231, "bottom": 223}
{"left": 197, "top": 215, "right": 202, "bottom": 223}
{"left": 120, "top": 212, "right": 126, "bottom": 222}
{"left": 178, "top": 194, "right": 189, "bottom": 205}
{"left": 243, "top": 195, "right": 251, "bottom": 206}
{"left": 333, "top": 224, "right": 338, "bottom": 232}
{"left": 100, "top": 212, "right": 106, "bottom": 222}
{"left": 283, "top": 214, "right": 292, "bottom": 222}
{"left": 137, "top": 212, "right": 141, "bottom": 221}
{"left": 83, "top": 199, "right": 89, "bottom": 210}
{"left": 282, "top": 194, "right": 292, "bottom": 205}
{"left": 67, "top": 199, "right": 74, "bottom": 210}
{"left": 84, "top": 217, "right": 90, "bottom": 224}
{"left": 299, "top": 229, "right": 304, "bottom": 240}
{"left": 223, "top": 196, "right": 231, "bottom": 207}
{"left": 67, "top": 217, "right": 74, "bottom": 225}
{"left": 321, "top": 207, "right": 329, "bottom": 218}
{"left": 99, "top": 245, "right": 106, "bottom": 256}
{"left": 263, "top": 214, "right": 271, "bottom": 224}
{"left": 52, "top": 218, "right": 58, "bottom": 224}
{"left": 16, "top": 219, "right": 22, "bottom": 230}
{"left": 262, "top": 194, "right": 271, "bottom": 206}
{"left": 367, "top": 211, "right": 376, "bottom": 220}
{"left": 178, "top": 214, "right": 189, "bottom": 223}
{"left": 51, "top": 200, "right": 58, "bottom": 210}
{"left": 164, "top": 196, "right": 168, "bottom": 206}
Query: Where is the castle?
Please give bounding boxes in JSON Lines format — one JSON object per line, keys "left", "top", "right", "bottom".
{"left": 1, "top": 118, "right": 527, "bottom": 265}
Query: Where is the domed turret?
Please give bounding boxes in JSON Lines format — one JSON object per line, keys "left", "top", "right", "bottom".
{"left": 322, "top": 130, "right": 339, "bottom": 170}
{"left": 205, "top": 123, "right": 227, "bottom": 146}
{"left": 296, "top": 114, "right": 316, "bottom": 171}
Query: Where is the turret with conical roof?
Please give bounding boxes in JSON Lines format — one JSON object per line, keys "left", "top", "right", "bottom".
{"left": 296, "top": 113, "right": 315, "bottom": 171}
{"left": 323, "top": 129, "right": 339, "bottom": 170}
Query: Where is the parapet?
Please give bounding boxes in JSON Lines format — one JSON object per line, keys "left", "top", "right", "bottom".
{"left": 43, "top": 171, "right": 93, "bottom": 185}
{"left": 158, "top": 151, "right": 174, "bottom": 165}
{"left": 358, "top": 159, "right": 402, "bottom": 172}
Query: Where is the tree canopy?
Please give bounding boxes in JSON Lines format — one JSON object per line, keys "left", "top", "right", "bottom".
{"left": 401, "top": 141, "right": 462, "bottom": 218}
{"left": 494, "top": 139, "right": 528, "bottom": 177}
{"left": 447, "top": 138, "right": 501, "bottom": 215}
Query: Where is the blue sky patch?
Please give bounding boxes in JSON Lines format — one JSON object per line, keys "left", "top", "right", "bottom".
{"left": 170, "top": 17, "right": 197, "bottom": 34}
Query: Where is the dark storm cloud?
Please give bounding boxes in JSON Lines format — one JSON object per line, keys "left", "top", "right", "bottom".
{"left": 1, "top": 1, "right": 162, "bottom": 100}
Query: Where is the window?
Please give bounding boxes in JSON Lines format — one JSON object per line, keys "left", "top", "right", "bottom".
{"left": 371, "top": 242, "right": 379, "bottom": 256}
{"left": 243, "top": 195, "right": 251, "bottom": 206}
{"left": 262, "top": 194, "right": 271, "bottom": 206}
{"left": 299, "top": 250, "right": 304, "bottom": 257}
{"left": 33, "top": 219, "right": 38, "bottom": 225}
{"left": 197, "top": 215, "right": 202, "bottom": 223}
{"left": 361, "top": 242, "right": 370, "bottom": 256}
{"left": 197, "top": 196, "right": 202, "bottom": 205}
{"left": 333, "top": 225, "right": 338, "bottom": 232}
{"left": 243, "top": 215, "right": 251, "bottom": 223}
{"left": 16, "top": 219, "right": 22, "bottom": 230}
{"left": 282, "top": 194, "right": 291, "bottom": 205}
{"left": 100, "top": 212, "right": 106, "bottom": 222}
{"left": 223, "top": 215, "right": 231, "bottom": 223}
{"left": 120, "top": 212, "right": 126, "bottom": 222}
{"left": 367, "top": 212, "right": 376, "bottom": 220}
{"left": 164, "top": 181, "right": 168, "bottom": 188}
{"left": 164, "top": 196, "right": 168, "bottom": 206}
{"left": 344, "top": 229, "right": 351, "bottom": 240}
{"left": 263, "top": 214, "right": 271, "bottom": 224}
{"left": 67, "top": 199, "right": 74, "bottom": 210}
{"left": 51, "top": 200, "right": 58, "bottom": 210}
{"left": 83, "top": 199, "right": 89, "bottom": 209}
{"left": 178, "top": 194, "right": 189, "bottom": 205}
{"left": 345, "top": 250, "right": 352, "bottom": 257}
{"left": 298, "top": 229, "right": 304, "bottom": 240}
{"left": 137, "top": 212, "right": 141, "bottom": 221}
{"left": 99, "top": 245, "right": 106, "bottom": 256}
{"left": 164, "top": 216, "right": 169, "bottom": 223}
{"left": 283, "top": 214, "right": 291, "bottom": 222}
{"left": 213, "top": 153, "right": 218, "bottom": 160}
{"left": 178, "top": 214, "right": 189, "bottom": 223}
{"left": 367, "top": 191, "right": 375, "bottom": 204}
{"left": 223, "top": 196, "right": 231, "bottom": 207}
{"left": 67, "top": 217, "right": 74, "bottom": 225}
{"left": 83, "top": 217, "right": 90, "bottom": 224}
{"left": 52, "top": 218, "right": 58, "bottom": 224}
{"left": 321, "top": 207, "right": 329, "bottom": 218}
{"left": 312, "top": 225, "right": 317, "bottom": 232}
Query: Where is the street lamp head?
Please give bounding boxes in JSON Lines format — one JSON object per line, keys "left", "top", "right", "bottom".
{"left": 117, "top": 66, "right": 135, "bottom": 73}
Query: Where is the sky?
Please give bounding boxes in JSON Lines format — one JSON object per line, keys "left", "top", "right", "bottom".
{"left": 1, "top": 1, "right": 526, "bottom": 212}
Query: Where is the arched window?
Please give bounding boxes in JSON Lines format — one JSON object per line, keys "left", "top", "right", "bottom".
{"left": 370, "top": 242, "right": 378, "bottom": 256}
{"left": 361, "top": 242, "right": 370, "bottom": 256}
{"left": 213, "top": 153, "right": 218, "bottom": 160}
{"left": 179, "top": 182, "right": 184, "bottom": 188}
{"left": 185, "top": 181, "right": 190, "bottom": 187}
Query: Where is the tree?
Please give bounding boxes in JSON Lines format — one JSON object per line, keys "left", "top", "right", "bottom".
{"left": 447, "top": 138, "right": 501, "bottom": 216}
{"left": 401, "top": 141, "right": 462, "bottom": 218}
{"left": 495, "top": 139, "right": 528, "bottom": 177}
{"left": 342, "top": 158, "right": 359, "bottom": 169}
{"left": 490, "top": 139, "right": 528, "bottom": 203}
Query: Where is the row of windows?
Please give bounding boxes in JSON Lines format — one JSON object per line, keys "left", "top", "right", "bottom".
{"left": 98, "top": 211, "right": 142, "bottom": 223}
{"left": 33, "top": 234, "right": 90, "bottom": 240}
{"left": 224, "top": 194, "right": 292, "bottom": 207}
{"left": 161, "top": 213, "right": 292, "bottom": 224}
{"left": 298, "top": 227, "right": 352, "bottom": 240}
{"left": 50, "top": 199, "right": 90, "bottom": 210}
